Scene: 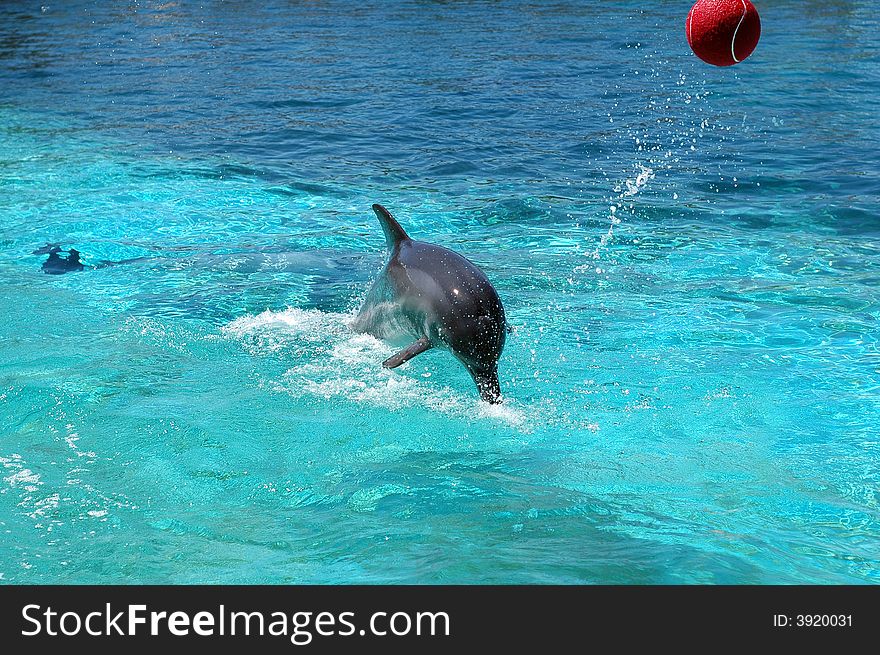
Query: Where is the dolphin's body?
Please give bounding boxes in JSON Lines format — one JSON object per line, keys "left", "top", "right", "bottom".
{"left": 352, "top": 204, "right": 508, "bottom": 403}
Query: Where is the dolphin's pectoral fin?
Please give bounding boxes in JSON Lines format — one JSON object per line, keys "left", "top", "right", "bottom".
{"left": 382, "top": 337, "right": 432, "bottom": 369}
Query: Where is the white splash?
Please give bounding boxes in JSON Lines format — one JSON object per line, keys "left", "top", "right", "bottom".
{"left": 585, "top": 164, "right": 654, "bottom": 264}
{"left": 224, "top": 308, "right": 530, "bottom": 428}
{"left": 223, "top": 307, "right": 355, "bottom": 354}
{"left": 0, "top": 454, "right": 60, "bottom": 521}
{"left": 2, "top": 454, "right": 39, "bottom": 488}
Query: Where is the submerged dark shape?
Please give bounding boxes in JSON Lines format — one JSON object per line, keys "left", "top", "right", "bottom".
{"left": 36, "top": 245, "right": 85, "bottom": 275}
{"left": 33, "top": 243, "right": 153, "bottom": 275}
{"left": 352, "top": 204, "right": 508, "bottom": 403}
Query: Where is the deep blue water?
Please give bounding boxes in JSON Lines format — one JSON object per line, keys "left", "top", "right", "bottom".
{"left": 1, "top": 0, "right": 878, "bottom": 583}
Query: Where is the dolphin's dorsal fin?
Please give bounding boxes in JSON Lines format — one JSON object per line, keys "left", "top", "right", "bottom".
{"left": 372, "top": 204, "right": 410, "bottom": 251}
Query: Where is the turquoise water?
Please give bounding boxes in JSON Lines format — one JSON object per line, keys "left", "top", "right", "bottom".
{"left": 1, "top": 0, "right": 878, "bottom": 584}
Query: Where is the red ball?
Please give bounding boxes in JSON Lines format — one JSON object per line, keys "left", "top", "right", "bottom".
{"left": 686, "top": 0, "right": 761, "bottom": 67}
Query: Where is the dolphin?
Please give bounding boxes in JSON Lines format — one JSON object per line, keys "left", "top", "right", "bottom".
{"left": 352, "top": 204, "right": 508, "bottom": 403}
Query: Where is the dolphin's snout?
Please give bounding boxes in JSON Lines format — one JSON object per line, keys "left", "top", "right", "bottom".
{"left": 473, "top": 369, "right": 502, "bottom": 404}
